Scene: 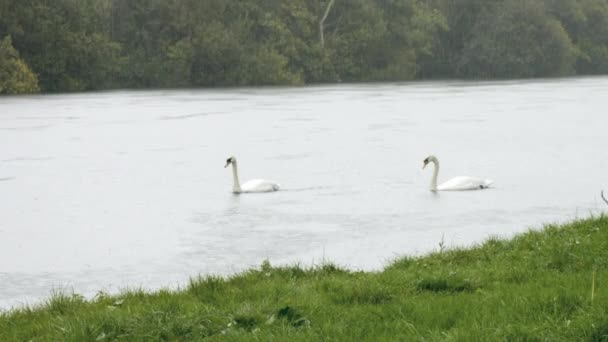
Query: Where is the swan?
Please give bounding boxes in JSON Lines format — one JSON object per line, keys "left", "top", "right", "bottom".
{"left": 224, "top": 156, "right": 280, "bottom": 194}
{"left": 422, "top": 155, "right": 493, "bottom": 191}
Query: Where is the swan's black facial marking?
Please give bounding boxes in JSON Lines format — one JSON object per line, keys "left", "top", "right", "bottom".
{"left": 226, "top": 158, "right": 232, "bottom": 164}
{"left": 423, "top": 157, "right": 429, "bottom": 164}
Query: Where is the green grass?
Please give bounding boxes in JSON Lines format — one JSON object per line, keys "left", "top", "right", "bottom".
{"left": 3, "top": 216, "right": 608, "bottom": 341}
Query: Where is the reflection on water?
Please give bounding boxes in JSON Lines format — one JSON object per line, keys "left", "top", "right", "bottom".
{"left": 1, "top": 77, "right": 607, "bottom": 309}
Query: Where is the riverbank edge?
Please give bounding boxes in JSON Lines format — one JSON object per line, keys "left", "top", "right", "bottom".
{"left": 2, "top": 215, "right": 608, "bottom": 340}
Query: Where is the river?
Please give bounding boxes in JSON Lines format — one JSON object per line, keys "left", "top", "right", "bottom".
{"left": 1, "top": 77, "right": 607, "bottom": 309}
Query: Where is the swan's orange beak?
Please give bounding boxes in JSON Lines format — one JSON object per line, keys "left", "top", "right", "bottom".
{"left": 422, "top": 161, "right": 428, "bottom": 169}
{"left": 224, "top": 161, "right": 230, "bottom": 168}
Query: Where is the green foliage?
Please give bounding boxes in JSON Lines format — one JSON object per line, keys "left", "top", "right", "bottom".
{"left": 0, "top": 35, "right": 39, "bottom": 94}
{"left": 459, "top": 0, "right": 576, "bottom": 78}
{"left": 0, "top": 0, "right": 120, "bottom": 92}
{"left": 1, "top": 0, "right": 608, "bottom": 92}
{"left": 3, "top": 216, "right": 608, "bottom": 340}
{"left": 568, "top": 0, "right": 608, "bottom": 74}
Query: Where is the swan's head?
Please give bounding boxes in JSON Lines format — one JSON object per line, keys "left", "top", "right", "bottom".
{"left": 224, "top": 156, "right": 236, "bottom": 168}
{"left": 422, "top": 155, "right": 437, "bottom": 169}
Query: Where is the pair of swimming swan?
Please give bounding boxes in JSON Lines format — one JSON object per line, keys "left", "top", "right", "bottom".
{"left": 225, "top": 155, "right": 493, "bottom": 194}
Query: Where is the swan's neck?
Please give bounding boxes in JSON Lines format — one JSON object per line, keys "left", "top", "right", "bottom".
{"left": 430, "top": 160, "right": 439, "bottom": 191}
{"left": 231, "top": 163, "right": 242, "bottom": 194}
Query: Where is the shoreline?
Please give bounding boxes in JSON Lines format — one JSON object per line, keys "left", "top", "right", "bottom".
{"left": 2, "top": 215, "right": 607, "bottom": 340}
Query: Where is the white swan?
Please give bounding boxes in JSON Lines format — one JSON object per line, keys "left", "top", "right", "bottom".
{"left": 224, "top": 156, "right": 280, "bottom": 194}
{"left": 422, "top": 155, "right": 493, "bottom": 191}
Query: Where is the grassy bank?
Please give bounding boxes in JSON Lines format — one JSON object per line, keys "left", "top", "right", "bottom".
{"left": 2, "top": 216, "right": 608, "bottom": 341}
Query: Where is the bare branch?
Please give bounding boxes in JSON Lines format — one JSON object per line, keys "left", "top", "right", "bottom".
{"left": 319, "top": 0, "right": 335, "bottom": 47}
{"left": 602, "top": 190, "right": 608, "bottom": 206}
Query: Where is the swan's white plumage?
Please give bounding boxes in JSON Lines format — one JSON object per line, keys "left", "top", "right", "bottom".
{"left": 423, "top": 155, "right": 493, "bottom": 191}
{"left": 225, "top": 156, "right": 280, "bottom": 194}
{"left": 240, "top": 179, "right": 281, "bottom": 193}
{"left": 437, "top": 176, "right": 493, "bottom": 191}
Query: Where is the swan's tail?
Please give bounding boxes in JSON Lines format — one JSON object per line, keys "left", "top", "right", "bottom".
{"left": 483, "top": 179, "right": 494, "bottom": 188}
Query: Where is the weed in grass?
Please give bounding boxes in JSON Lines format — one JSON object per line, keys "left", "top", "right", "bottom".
{"left": 325, "top": 280, "right": 393, "bottom": 305}
{"left": 537, "top": 293, "right": 584, "bottom": 319}
{"left": 415, "top": 277, "right": 477, "bottom": 293}
{"left": 188, "top": 275, "right": 225, "bottom": 303}
{"left": 438, "top": 233, "right": 446, "bottom": 253}
{"left": 232, "top": 316, "right": 258, "bottom": 331}
{"left": 588, "top": 320, "right": 608, "bottom": 342}
{"left": 47, "top": 292, "right": 85, "bottom": 315}
{"left": 317, "top": 263, "right": 349, "bottom": 276}
{"left": 592, "top": 269, "right": 597, "bottom": 304}
{"left": 386, "top": 256, "right": 416, "bottom": 270}
{"left": 276, "top": 306, "right": 310, "bottom": 327}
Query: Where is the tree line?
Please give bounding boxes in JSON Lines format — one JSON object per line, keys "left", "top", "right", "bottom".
{"left": 1, "top": 0, "right": 607, "bottom": 94}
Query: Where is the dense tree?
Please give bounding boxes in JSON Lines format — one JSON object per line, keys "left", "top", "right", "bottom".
{"left": 1, "top": 0, "right": 607, "bottom": 93}
{"left": 417, "top": 0, "right": 500, "bottom": 78}
{"left": 0, "top": 35, "right": 39, "bottom": 94}
{"left": 381, "top": 0, "right": 447, "bottom": 79}
{"left": 458, "top": 0, "right": 576, "bottom": 78}
{"left": 0, "top": 0, "right": 120, "bottom": 91}
{"left": 571, "top": 0, "right": 608, "bottom": 73}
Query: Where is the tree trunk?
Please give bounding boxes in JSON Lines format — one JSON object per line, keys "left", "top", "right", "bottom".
{"left": 319, "top": 0, "right": 335, "bottom": 48}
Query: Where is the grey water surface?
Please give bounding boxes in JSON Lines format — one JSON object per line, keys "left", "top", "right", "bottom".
{"left": 1, "top": 77, "right": 607, "bottom": 309}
